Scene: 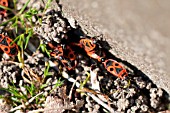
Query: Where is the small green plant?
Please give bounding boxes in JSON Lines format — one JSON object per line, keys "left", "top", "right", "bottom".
{"left": 0, "top": 83, "right": 44, "bottom": 109}
{"left": 49, "top": 78, "right": 64, "bottom": 93}
{"left": 0, "top": 0, "right": 38, "bottom": 66}
{"left": 38, "top": 42, "right": 52, "bottom": 57}
{"left": 44, "top": 61, "right": 53, "bottom": 78}
{"left": 0, "top": 0, "right": 64, "bottom": 112}
{"left": 43, "top": 0, "right": 53, "bottom": 12}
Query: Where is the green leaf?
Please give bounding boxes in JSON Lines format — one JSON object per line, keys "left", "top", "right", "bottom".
{"left": 19, "top": 16, "right": 26, "bottom": 28}
{"left": 44, "top": 0, "right": 53, "bottom": 12}
{"left": 44, "top": 62, "right": 53, "bottom": 77}
{"left": 24, "top": 84, "right": 36, "bottom": 97}
{"left": 39, "top": 44, "right": 46, "bottom": 52}
{"left": 40, "top": 84, "right": 48, "bottom": 89}
{"left": 12, "top": 17, "right": 19, "bottom": 33}
{"left": 0, "top": 4, "right": 13, "bottom": 12}
{"left": 11, "top": 96, "right": 22, "bottom": 103}
{"left": 24, "top": 8, "right": 38, "bottom": 18}
{"left": 24, "top": 29, "right": 33, "bottom": 49}
{"left": 50, "top": 78, "right": 64, "bottom": 93}
{"left": 17, "top": 34, "right": 24, "bottom": 49}
{"left": 13, "top": 0, "right": 17, "bottom": 10}
{"left": 0, "top": 16, "right": 16, "bottom": 26}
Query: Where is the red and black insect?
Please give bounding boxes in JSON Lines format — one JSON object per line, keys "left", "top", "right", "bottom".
{"left": 102, "top": 59, "right": 128, "bottom": 79}
{"left": 0, "top": 0, "right": 8, "bottom": 16}
{"left": 49, "top": 43, "right": 77, "bottom": 70}
{"left": 72, "top": 37, "right": 105, "bottom": 62}
{"left": 0, "top": 34, "right": 18, "bottom": 56}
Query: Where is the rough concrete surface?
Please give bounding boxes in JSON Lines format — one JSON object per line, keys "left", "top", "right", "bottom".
{"left": 59, "top": 0, "right": 170, "bottom": 94}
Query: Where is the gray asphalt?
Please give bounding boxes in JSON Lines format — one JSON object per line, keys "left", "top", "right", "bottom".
{"left": 61, "top": 0, "right": 170, "bottom": 94}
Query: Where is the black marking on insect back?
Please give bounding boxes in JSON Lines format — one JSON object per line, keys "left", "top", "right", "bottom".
{"left": 106, "top": 60, "right": 113, "bottom": 67}
{"left": 109, "top": 68, "right": 114, "bottom": 71}
{"left": 4, "top": 47, "right": 8, "bottom": 51}
{"left": 0, "top": 37, "right": 8, "bottom": 46}
{"left": 2, "top": 1, "right": 6, "bottom": 5}
{"left": 9, "top": 46, "right": 17, "bottom": 55}
{"left": 115, "top": 67, "right": 122, "bottom": 74}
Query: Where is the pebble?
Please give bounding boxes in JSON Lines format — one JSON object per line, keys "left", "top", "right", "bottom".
{"left": 117, "top": 98, "right": 129, "bottom": 111}
{"left": 20, "top": 86, "right": 27, "bottom": 95}
{"left": 32, "top": 15, "right": 37, "bottom": 23}
{"left": 126, "top": 88, "right": 136, "bottom": 98}
{"left": 130, "top": 106, "right": 139, "bottom": 112}
{"left": 140, "top": 104, "right": 149, "bottom": 112}
{"left": 146, "top": 82, "right": 152, "bottom": 89}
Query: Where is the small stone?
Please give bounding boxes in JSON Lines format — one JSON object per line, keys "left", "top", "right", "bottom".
{"left": 43, "top": 25, "right": 52, "bottom": 33}
{"left": 53, "top": 37, "right": 61, "bottom": 43}
{"left": 51, "top": 30, "right": 57, "bottom": 38}
{"left": 17, "top": 3, "right": 24, "bottom": 10}
{"left": 150, "top": 88, "right": 157, "bottom": 99}
{"left": 112, "top": 90, "right": 121, "bottom": 99}
{"left": 87, "top": 107, "right": 93, "bottom": 112}
{"left": 150, "top": 98, "right": 159, "bottom": 109}
{"left": 140, "top": 104, "right": 148, "bottom": 112}
{"left": 7, "top": 71, "right": 11, "bottom": 75}
{"left": 3, "top": 66, "right": 7, "bottom": 73}
{"left": 32, "top": 1, "right": 41, "bottom": 10}
{"left": 32, "top": 15, "right": 37, "bottom": 23}
{"left": 43, "top": 91, "right": 48, "bottom": 97}
{"left": 85, "top": 104, "right": 89, "bottom": 108}
{"left": 157, "top": 88, "right": 163, "bottom": 97}
{"left": 135, "top": 96, "right": 143, "bottom": 107}
{"left": 94, "top": 104, "right": 100, "bottom": 110}
{"left": 131, "top": 106, "right": 139, "bottom": 112}
{"left": 20, "top": 86, "right": 27, "bottom": 95}
{"left": 56, "top": 27, "right": 64, "bottom": 33}
{"left": 37, "top": 53, "right": 44, "bottom": 58}
{"left": 15, "top": 110, "right": 24, "bottom": 113}
{"left": 19, "top": 80, "right": 24, "bottom": 86}
{"left": 54, "top": 23, "right": 59, "bottom": 28}
{"left": 117, "top": 98, "right": 129, "bottom": 111}
{"left": 11, "top": 72, "right": 16, "bottom": 83}
{"left": 146, "top": 82, "right": 152, "bottom": 89}
{"left": 39, "top": 27, "right": 45, "bottom": 34}
{"left": 126, "top": 109, "right": 131, "bottom": 113}
{"left": 126, "top": 88, "right": 136, "bottom": 98}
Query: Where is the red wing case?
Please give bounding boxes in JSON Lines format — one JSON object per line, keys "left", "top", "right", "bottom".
{"left": 0, "top": 34, "right": 18, "bottom": 56}
{"left": 103, "top": 59, "right": 128, "bottom": 79}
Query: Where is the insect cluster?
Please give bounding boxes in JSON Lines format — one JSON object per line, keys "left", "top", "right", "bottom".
{"left": 0, "top": 0, "right": 128, "bottom": 80}
{"left": 35, "top": 9, "right": 128, "bottom": 79}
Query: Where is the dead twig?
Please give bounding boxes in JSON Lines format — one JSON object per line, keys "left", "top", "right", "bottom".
{"left": 69, "top": 77, "right": 78, "bottom": 100}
